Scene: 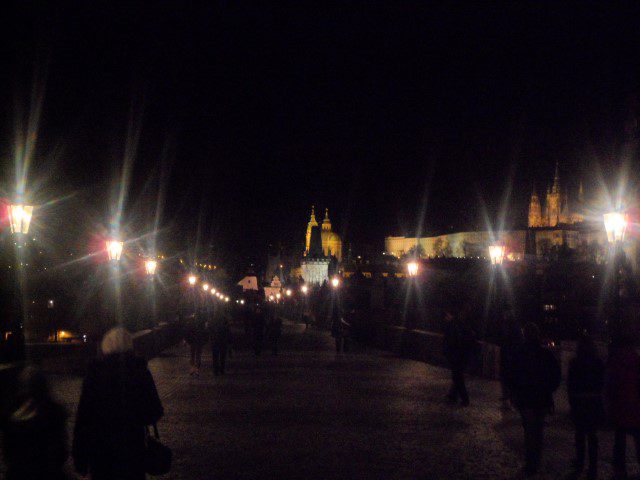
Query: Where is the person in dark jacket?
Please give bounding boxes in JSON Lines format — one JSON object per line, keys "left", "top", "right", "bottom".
{"left": 210, "top": 315, "right": 231, "bottom": 375}
{"left": 73, "top": 327, "right": 164, "bottom": 480}
{"left": 506, "top": 322, "right": 561, "bottom": 477}
{"left": 606, "top": 335, "right": 640, "bottom": 479}
{"left": 499, "top": 313, "right": 521, "bottom": 410}
{"left": 1, "top": 366, "right": 68, "bottom": 480}
{"left": 443, "top": 311, "right": 476, "bottom": 407}
{"left": 567, "top": 334, "right": 605, "bottom": 480}
{"left": 183, "top": 311, "right": 208, "bottom": 376}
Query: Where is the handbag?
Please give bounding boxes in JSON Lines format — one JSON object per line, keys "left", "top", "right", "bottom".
{"left": 145, "top": 424, "right": 172, "bottom": 475}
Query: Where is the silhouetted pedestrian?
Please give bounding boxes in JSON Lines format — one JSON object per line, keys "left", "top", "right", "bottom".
{"left": 184, "top": 311, "right": 208, "bottom": 376}
{"left": 606, "top": 334, "right": 640, "bottom": 479}
{"left": 267, "top": 314, "right": 283, "bottom": 355}
{"left": 499, "top": 313, "right": 520, "bottom": 410}
{"left": 1, "top": 366, "right": 68, "bottom": 480}
{"left": 331, "top": 309, "right": 350, "bottom": 353}
{"left": 506, "top": 322, "right": 561, "bottom": 477}
{"left": 252, "top": 304, "right": 266, "bottom": 356}
{"left": 210, "top": 315, "right": 230, "bottom": 375}
{"left": 73, "top": 327, "right": 164, "bottom": 480}
{"left": 567, "top": 334, "right": 604, "bottom": 480}
{"left": 443, "top": 311, "right": 476, "bottom": 407}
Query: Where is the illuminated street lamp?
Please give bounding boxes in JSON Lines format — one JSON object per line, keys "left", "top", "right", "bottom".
{"left": 8, "top": 203, "right": 34, "bottom": 234}
{"left": 301, "top": 284, "right": 309, "bottom": 295}
{"left": 488, "top": 244, "right": 506, "bottom": 266}
{"left": 144, "top": 259, "right": 158, "bottom": 275}
{"left": 211, "top": 287, "right": 217, "bottom": 294}
{"left": 286, "top": 288, "right": 292, "bottom": 297}
{"left": 331, "top": 276, "right": 340, "bottom": 289}
{"left": 407, "top": 261, "right": 419, "bottom": 277}
{"left": 202, "top": 283, "right": 209, "bottom": 291}
{"left": 603, "top": 212, "right": 628, "bottom": 244}
{"left": 106, "top": 240, "right": 124, "bottom": 261}
{"left": 188, "top": 275, "right": 197, "bottom": 286}
{"left": 276, "top": 292, "right": 282, "bottom": 301}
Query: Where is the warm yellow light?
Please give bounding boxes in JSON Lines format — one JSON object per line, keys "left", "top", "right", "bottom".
{"left": 286, "top": 289, "right": 292, "bottom": 297}
{"left": 269, "top": 295, "right": 274, "bottom": 301}
{"left": 276, "top": 293, "right": 281, "bottom": 300}
{"left": 202, "top": 283, "right": 209, "bottom": 291}
{"left": 407, "top": 261, "right": 419, "bottom": 277}
{"left": 9, "top": 204, "right": 34, "bottom": 234}
{"left": 225, "top": 296, "right": 230, "bottom": 302}
{"left": 188, "top": 275, "right": 197, "bottom": 286}
{"left": 106, "top": 240, "right": 124, "bottom": 261}
{"left": 488, "top": 244, "right": 506, "bottom": 265}
{"left": 603, "top": 212, "right": 628, "bottom": 244}
{"left": 240, "top": 299, "right": 245, "bottom": 305}
{"left": 331, "top": 277, "right": 340, "bottom": 288}
{"left": 301, "top": 285, "right": 309, "bottom": 295}
{"left": 144, "top": 259, "right": 158, "bottom": 275}
{"left": 212, "top": 288, "right": 217, "bottom": 294}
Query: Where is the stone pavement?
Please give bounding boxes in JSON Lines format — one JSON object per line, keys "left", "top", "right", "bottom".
{"left": 49, "top": 321, "right": 632, "bottom": 479}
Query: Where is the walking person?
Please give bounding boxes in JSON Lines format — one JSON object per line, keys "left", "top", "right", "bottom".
{"left": 443, "top": 310, "right": 476, "bottom": 407}
{"left": 606, "top": 334, "right": 640, "bottom": 479}
{"left": 210, "top": 314, "right": 231, "bottom": 375}
{"left": 252, "top": 303, "right": 266, "bottom": 357}
{"left": 331, "top": 309, "right": 350, "bottom": 353}
{"left": 506, "top": 322, "right": 561, "bottom": 477}
{"left": 567, "top": 334, "right": 605, "bottom": 480}
{"left": 184, "top": 310, "right": 207, "bottom": 377}
{"left": 72, "top": 327, "right": 164, "bottom": 480}
{"left": 266, "top": 314, "right": 283, "bottom": 355}
{"left": 1, "top": 366, "right": 68, "bottom": 480}
{"left": 499, "top": 313, "right": 520, "bottom": 410}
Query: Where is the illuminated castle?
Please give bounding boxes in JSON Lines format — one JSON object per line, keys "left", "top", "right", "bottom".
{"left": 304, "top": 206, "right": 343, "bottom": 262}
{"left": 528, "top": 163, "right": 585, "bottom": 228}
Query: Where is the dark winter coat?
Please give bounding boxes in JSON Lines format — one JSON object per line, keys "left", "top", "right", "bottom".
{"left": 183, "top": 314, "right": 208, "bottom": 346}
{"left": 506, "top": 342, "right": 561, "bottom": 411}
{"left": 443, "top": 320, "right": 477, "bottom": 369}
{"left": 567, "top": 355, "right": 605, "bottom": 429}
{"left": 1, "top": 399, "right": 68, "bottom": 480}
{"left": 606, "top": 346, "right": 640, "bottom": 429}
{"left": 72, "top": 353, "right": 163, "bottom": 480}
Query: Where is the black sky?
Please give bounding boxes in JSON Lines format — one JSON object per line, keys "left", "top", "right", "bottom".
{"left": 2, "top": 2, "right": 639, "bottom": 265}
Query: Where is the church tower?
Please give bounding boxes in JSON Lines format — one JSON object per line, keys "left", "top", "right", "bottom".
{"left": 322, "top": 208, "right": 332, "bottom": 231}
{"left": 304, "top": 206, "right": 318, "bottom": 255}
{"left": 528, "top": 187, "right": 543, "bottom": 227}
{"left": 546, "top": 162, "right": 561, "bottom": 226}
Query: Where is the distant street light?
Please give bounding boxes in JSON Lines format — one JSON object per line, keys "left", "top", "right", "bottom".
{"left": 603, "top": 212, "right": 628, "bottom": 244}
{"left": 211, "top": 287, "right": 216, "bottom": 294}
{"left": 144, "top": 259, "right": 158, "bottom": 275}
{"left": 331, "top": 277, "right": 340, "bottom": 289}
{"left": 488, "top": 244, "right": 506, "bottom": 266}
{"left": 276, "top": 292, "right": 282, "bottom": 301}
{"left": 188, "top": 275, "right": 197, "bottom": 286}
{"left": 286, "top": 288, "right": 292, "bottom": 297}
{"left": 106, "top": 240, "right": 124, "bottom": 261}
{"left": 8, "top": 203, "right": 34, "bottom": 234}
{"left": 407, "top": 261, "right": 419, "bottom": 277}
{"left": 202, "top": 283, "right": 210, "bottom": 291}
{"left": 301, "top": 284, "right": 309, "bottom": 295}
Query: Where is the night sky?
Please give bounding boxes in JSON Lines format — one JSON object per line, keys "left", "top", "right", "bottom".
{"left": 2, "top": 3, "right": 639, "bottom": 266}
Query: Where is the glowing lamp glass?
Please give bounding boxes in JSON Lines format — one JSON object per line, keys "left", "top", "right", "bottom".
{"left": 8, "top": 204, "right": 34, "bottom": 234}
{"left": 188, "top": 275, "right": 197, "bottom": 286}
{"left": 286, "top": 289, "right": 292, "bottom": 297}
{"left": 488, "top": 244, "right": 506, "bottom": 265}
{"left": 301, "top": 285, "right": 309, "bottom": 295}
{"left": 144, "top": 260, "right": 158, "bottom": 275}
{"left": 603, "top": 212, "right": 628, "bottom": 244}
{"left": 407, "top": 262, "right": 419, "bottom": 277}
{"left": 106, "top": 240, "right": 124, "bottom": 261}
{"left": 202, "top": 283, "right": 209, "bottom": 291}
{"left": 331, "top": 277, "right": 340, "bottom": 288}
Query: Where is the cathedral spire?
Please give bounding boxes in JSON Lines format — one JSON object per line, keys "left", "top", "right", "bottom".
{"left": 552, "top": 161, "right": 560, "bottom": 194}
{"left": 322, "top": 208, "right": 332, "bottom": 231}
{"left": 310, "top": 205, "right": 317, "bottom": 223}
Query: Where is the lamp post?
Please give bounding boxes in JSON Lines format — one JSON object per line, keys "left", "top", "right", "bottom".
{"left": 407, "top": 261, "right": 419, "bottom": 277}
{"left": 144, "top": 259, "right": 158, "bottom": 276}
{"left": 488, "top": 244, "right": 506, "bottom": 266}
{"left": 8, "top": 203, "right": 34, "bottom": 235}
{"left": 604, "top": 211, "right": 628, "bottom": 333}
{"left": 331, "top": 277, "right": 340, "bottom": 289}
{"left": 106, "top": 240, "right": 124, "bottom": 262}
